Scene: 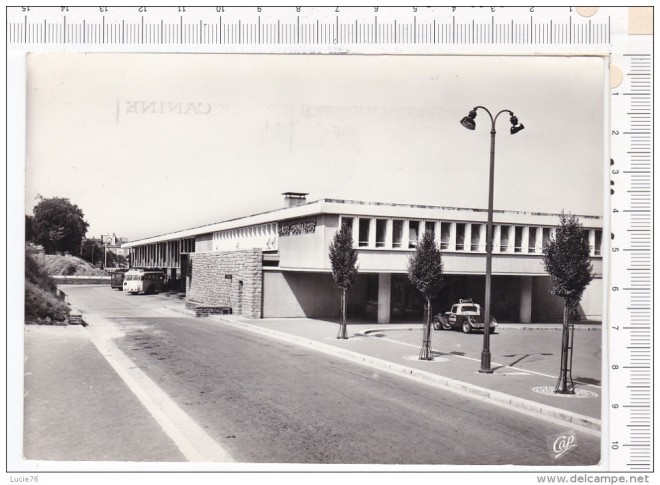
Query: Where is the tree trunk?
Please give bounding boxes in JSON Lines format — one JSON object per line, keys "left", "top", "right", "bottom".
{"left": 556, "top": 300, "right": 574, "bottom": 394}
{"left": 337, "top": 288, "right": 348, "bottom": 339}
{"left": 419, "top": 297, "right": 432, "bottom": 360}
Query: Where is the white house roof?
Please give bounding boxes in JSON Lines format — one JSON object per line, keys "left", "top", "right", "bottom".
{"left": 122, "top": 198, "right": 602, "bottom": 248}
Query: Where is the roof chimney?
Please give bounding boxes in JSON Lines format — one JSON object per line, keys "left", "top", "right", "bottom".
{"left": 283, "top": 192, "right": 308, "bottom": 207}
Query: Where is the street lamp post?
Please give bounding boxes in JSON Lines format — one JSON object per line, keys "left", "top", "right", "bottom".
{"left": 460, "top": 106, "right": 524, "bottom": 373}
{"left": 101, "top": 234, "right": 110, "bottom": 269}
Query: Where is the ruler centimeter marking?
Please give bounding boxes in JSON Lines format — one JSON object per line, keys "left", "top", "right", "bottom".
{"left": 610, "top": 48, "right": 653, "bottom": 472}
{"left": 610, "top": 50, "right": 653, "bottom": 472}
{"left": 6, "top": 6, "right": 653, "bottom": 472}
{"left": 7, "top": 7, "right": 612, "bottom": 46}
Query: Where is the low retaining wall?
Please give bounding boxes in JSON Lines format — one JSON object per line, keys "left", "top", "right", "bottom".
{"left": 52, "top": 275, "right": 110, "bottom": 285}
{"left": 68, "top": 311, "right": 84, "bottom": 325}
{"left": 185, "top": 301, "right": 233, "bottom": 317}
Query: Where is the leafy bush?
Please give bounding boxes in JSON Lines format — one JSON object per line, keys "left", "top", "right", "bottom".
{"left": 25, "top": 253, "right": 57, "bottom": 292}
{"left": 25, "top": 253, "right": 70, "bottom": 324}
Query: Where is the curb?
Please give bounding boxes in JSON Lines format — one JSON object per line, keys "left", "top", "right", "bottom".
{"left": 359, "top": 325, "right": 601, "bottom": 333}
{"left": 208, "top": 315, "right": 601, "bottom": 437}
{"left": 357, "top": 327, "right": 420, "bottom": 335}
{"left": 497, "top": 325, "right": 601, "bottom": 331}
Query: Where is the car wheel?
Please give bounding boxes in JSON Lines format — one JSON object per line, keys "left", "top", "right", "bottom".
{"left": 462, "top": 320, "right": 472, "bottom": 334}
{"left": 432, "top": 318, "right": 441, "bottom": 330}
{"left": 489, "top": 327, "right": 496, "bottom": 334}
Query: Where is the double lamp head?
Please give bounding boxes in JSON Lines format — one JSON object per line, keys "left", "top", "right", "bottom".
{"left": 460, "top": 109, "right": 525, "bottom": 134}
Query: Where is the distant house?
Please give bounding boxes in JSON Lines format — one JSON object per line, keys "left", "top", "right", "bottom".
{"left": 92, "top": 234, "right": 128, "bottom": 257}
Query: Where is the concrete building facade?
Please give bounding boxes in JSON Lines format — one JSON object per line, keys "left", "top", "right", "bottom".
{"left": 122, "top": 194, "right": 603, "bottom": 323}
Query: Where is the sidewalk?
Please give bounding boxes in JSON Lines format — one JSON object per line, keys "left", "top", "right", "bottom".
{"left": 23, "top": 324, "right": 185, "bottom": 462}
{"left": 161, "top": 297, "right": 601, "bottom": 435}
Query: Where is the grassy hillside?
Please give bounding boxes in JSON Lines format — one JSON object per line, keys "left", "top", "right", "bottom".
{"left": 25, "top": 254, "right": 71, "bottom": 324}
{"left": 30, "top": 254, "right": 108, "bottom": 276}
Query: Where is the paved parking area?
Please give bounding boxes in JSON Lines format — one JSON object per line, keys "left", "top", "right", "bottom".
{"left": 366, "top": 325, "right": 602, "bottom": 386}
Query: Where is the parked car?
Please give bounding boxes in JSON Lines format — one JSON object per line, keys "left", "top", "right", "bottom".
{"left": 110, "top": 269, "right": 128, "bottom": 290}
{"left": 433, "top": 299, "right": 497, "bottom": 334}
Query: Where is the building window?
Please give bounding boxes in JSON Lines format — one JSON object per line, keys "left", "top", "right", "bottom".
{"left": 409, "top": 221, "right": 420, "bottom": 248}
{"left": 392, "top": 220, "right": 404, "bottom": 248}
{"left": 376, "top": 219, "right": 387, "bottom": 248}
{"left": 425, "top": 221, "right": 435, "bottom": 242}
{"left": 528, "top": 227, "right": 537, "bottom": 253}
{"left": 500, "top": 225, "right": 510, "bottom": 252}
{"left": 341, "top": 217, "right": 354, "bottom": 235}
{"left": 514, "top": 226, "right": 524, "bottom": 253}
{"left": 440, "top": 222, "right": 450, "bottom": 250}
{"left": 542, "top": 227, "right": 552, "bottom": 249}
{"left": 358, "top": 218, "right": 371, "bottom": 247}
{"left": 455, "top": 223, "right": 466, "bottom": 251}
{"left": 471, "top": 224, "right": 482, "bottom": 252}
{"left": 582, "top": 230, "right": 592, "bottom": 254}
{"left": 343, "top": 217, "right": 353, "bottom": 228}
{"left": 594, "top": 230, "right": 602, "bottom": 256}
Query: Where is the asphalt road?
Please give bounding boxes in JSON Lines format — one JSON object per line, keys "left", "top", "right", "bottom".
{"left": 61, "top": 286, "right": 601, "bottom": 465}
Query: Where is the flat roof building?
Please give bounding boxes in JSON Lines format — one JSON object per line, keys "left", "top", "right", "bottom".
{"left": 123, "top": 195, "right": 603, "bottom": 324}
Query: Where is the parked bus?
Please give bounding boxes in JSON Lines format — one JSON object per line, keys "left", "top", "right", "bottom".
{"left": 123, "top": 269, "right": 165, "bottom": 295}
{"left": 110, "top": 269, "right": 128, "bottom": 290}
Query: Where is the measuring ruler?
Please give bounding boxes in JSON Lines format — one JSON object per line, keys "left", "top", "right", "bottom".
{"left": 609, "top": 43, "right": 654, "bottom": 471}
{"left": 8, "top": 6, "right": 615, "bottom": 50}
{"left": 7, "top": 6, "right": 653, "bottom": 472}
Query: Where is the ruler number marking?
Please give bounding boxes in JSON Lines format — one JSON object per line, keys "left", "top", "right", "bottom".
{"left": 7, "top": 7, "right": 612, "bottom": 47}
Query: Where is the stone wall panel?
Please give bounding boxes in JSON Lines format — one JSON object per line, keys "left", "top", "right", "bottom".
{"left": 187, "top": 249, "right": 262, "bottom": 318}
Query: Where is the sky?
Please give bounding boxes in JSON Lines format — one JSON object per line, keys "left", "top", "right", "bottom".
{"left": 25, "top": 53, "right": 606, "bottom": 240}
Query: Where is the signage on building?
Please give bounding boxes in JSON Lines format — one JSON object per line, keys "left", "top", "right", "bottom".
{"left": 278, "top": 219, "right": 317, "bottom": 237}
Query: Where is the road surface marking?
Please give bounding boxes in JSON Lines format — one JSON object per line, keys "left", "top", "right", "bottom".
{"left": 377, "top": 336, "right": 601, "bottom": 389}
{"left": 86, "top": 323, "right": 235, "bottom": 463}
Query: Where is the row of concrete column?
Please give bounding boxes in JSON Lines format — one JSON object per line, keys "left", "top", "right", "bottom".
{"left": 131, "top": 237, "right": 195, "bottom": 268}
{"left": 344, "top": 216, "right": 602, "bottom": 256}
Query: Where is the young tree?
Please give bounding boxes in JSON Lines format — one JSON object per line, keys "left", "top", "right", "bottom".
{"left": 101, "top": 250, "right": 127, "bottom": 268}
{"left": 116, "top": 254, "right": 128, "bottom": 268}
{"left": 32, "top": 197, "right": 89, "bottom": 255}
{"left": 329, "top": 224, "right": 359, "bottom": 339}
{"left": 542, "top": 212, "right": 594, "bottom": 394}
{"left": 408, "top": 231, "right": 444, "bottom": 360}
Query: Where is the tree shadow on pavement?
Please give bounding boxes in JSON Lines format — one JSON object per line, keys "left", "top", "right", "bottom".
{"left": 492, "top": 352, "right": 554, "bottom": 371}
